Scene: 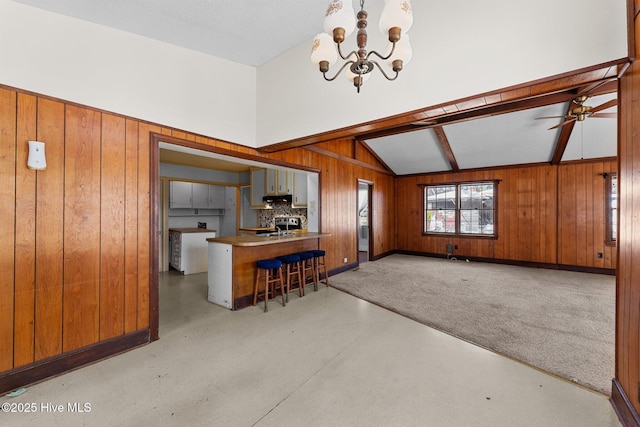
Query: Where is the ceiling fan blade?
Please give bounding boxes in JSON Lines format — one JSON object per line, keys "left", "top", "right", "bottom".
{"left": 590, "top": 113, "right": 617, "bottom": 118}
{"left": 590, "top": 99, "right": 617, "bottom": 114}
{"left": 548, "top": 117, "right": 576, "bottom": 130}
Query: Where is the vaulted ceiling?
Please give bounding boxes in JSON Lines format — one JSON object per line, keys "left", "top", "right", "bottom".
{"left": 12, "top": 0, "right": 620, "bottom": 176}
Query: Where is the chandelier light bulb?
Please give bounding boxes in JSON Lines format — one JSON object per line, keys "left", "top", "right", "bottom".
{"left": 379, "top": 0, "right": 413, "bottom": 37}
{"left": 385, "top": 33, "right": 412, "bottom": 68}
{"left": 312, "top": 0, "right": 414, "bottom": 93}
{"left": 323, "top": 0, "right": 356, "bottom": 40}
{"left": 311, "top": 33, "right": 338, "bottom": 68}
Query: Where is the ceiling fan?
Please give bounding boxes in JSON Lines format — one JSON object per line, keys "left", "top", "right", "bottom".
{"left": 537, "top": 95, "right": 617, "bottom": 130}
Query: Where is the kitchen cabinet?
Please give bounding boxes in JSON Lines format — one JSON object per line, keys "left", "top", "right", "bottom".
{"left": 169, "top": 181, "right": 193, "bottom": 208}
{"left": 171, "top": 181, "right": 226, "bottom": 210}
{"left": 292, "top": 172, "right": 308, "bottom": 207}
{"left": 192, "top": 183, "right": 210, "bottom": 208}
{"left": 250, "top": 168, "right": 267, "bottom": 208}
{"left": 265, "top": 169, "right": 293, "bottom": 195}
{"left": 193, "top": 183, "right": 225, "bottom": 209}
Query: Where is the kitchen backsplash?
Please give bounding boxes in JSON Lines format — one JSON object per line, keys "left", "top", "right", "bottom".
{"left": 259, "top": 207, "right": 308, "bottom": 228}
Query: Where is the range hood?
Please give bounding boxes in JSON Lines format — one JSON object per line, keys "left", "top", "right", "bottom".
{"left": 263, "top": 194, "right": 292, "bottom": 204}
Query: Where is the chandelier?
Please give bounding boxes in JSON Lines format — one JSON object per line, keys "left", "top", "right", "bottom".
{"left": 311, "top": 0, "right": 413, "bottom": 93}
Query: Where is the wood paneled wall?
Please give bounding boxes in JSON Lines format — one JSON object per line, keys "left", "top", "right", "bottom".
{"left": 615, "top": 0, "right": 640, "bottom": 416}
{"left": 0, "top": 88, "right": 396, "bottom": 380}
{"left": 0, "top": 88, "right": 154, "bottom": 372}
{"left": 395, "top": 161, "right": 616, "bottom": 269}
{"left": 268, "top": 139, "right": 397, "bottom": 268}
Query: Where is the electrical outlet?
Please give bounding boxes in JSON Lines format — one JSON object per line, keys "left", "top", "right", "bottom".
{"left": 343, "top": 257, "right": 348, "bottom": 263}
{"left": 597, "top": 252, "right": 603, "bottom": 259}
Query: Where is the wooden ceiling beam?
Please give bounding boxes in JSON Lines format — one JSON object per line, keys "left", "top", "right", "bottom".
{"left": 550, "top": 113, "right": 576, "bottom": 165}
{"left": 259, "top": 60, "right": 625, "bottom": 153}
{"left": 432, "top": 126, "right": 460, "bottom": 172}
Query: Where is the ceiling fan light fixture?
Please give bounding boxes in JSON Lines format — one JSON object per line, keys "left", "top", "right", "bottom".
{"left": 312, "top": 0, "right": 414, "bottom": 93}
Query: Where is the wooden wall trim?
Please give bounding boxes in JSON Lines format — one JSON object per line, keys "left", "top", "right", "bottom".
{"left": 304, "top": 145, "right": 394, "bottom": 175}
{"left": 0, "top": 330, "right": 149, "bottom": 395}
{"left": 155, "top": 133, "right": 320, "bottom": 174}
{"left": 394, "top": 250, "right": 616, "bottom": 276}
{"left": 611, "top": 378, "right": 640, "bottom": 427}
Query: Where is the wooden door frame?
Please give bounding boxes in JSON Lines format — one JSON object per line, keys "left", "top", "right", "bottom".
{"left": 357, "top": 179, "right": 373, "bottom": 263}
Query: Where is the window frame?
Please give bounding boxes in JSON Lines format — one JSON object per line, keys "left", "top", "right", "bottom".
{"left": 422, "top": 180, "right": 498, "bottom": 238}
{"left": 605, "top": 173, "right": 617, "bottom": 245}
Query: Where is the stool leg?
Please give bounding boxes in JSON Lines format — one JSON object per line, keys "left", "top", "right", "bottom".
{"left": 278, "top": 266, "right": 286, "bottom": 307}
{"left": 263, "top": 268, "right": 270, "bottom": 312}
{"left": 285, "top": 264, "right": 291, "bottom": 303}
{"left": 321, "top": 256, "right": 329, "bottom": 286}
{"left": 253, "top": 268, "right": 261, "bottom": 306}
{"left": 313, "top": 257, "right": 320, "bottom": 289}
{"left": 310, "top": 258, "right": 318, "bottom": 292}
{"left": 297, "top": 260, "right": 304, "bottom": 297}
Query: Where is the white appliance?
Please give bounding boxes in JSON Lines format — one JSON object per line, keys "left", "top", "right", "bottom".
{"left": 169, "top": 229, "right": 217, "bottom": 274}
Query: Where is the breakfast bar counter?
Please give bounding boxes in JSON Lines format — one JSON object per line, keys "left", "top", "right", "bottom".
{"left": 206, "top": 232, "right": 329, "bottom": 309}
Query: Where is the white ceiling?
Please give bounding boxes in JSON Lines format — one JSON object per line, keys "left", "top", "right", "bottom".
{"left": 11, "top": 0, "right": 386, "bottom": 67}
{"left": 11, "top": 0, "right": 618, "bottom": 175}
{"left": 366, "top": 93, "right": 617, "bottom": 174}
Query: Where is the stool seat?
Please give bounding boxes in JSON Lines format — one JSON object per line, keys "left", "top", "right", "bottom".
{"left": 277, "top": 254, "right": 300, "bottom": 264}
{"left": 257, "top": 259, "right": 282, "bottom": 270}
{"left": 295, "top": 251, "right": 314, "bottom": 261}
{"left": 253, "top": 258, "right": 285, "bottom": 312}
{"left": 310, "top": 249, "right": 325, "bottom": 257}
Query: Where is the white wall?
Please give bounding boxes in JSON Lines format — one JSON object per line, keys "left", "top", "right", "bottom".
{"left": 0, "top": 0, "right": 256, "bottom": 147}
{"left": 256, "top": 0, "right": 629, "bottom": 146}
{"left": 0, "top": 0, "right": 628, "bottom": 149}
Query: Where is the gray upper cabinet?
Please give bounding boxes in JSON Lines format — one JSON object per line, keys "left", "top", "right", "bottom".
{"left": 292, "top": 172, "right": 308, "bottom": 207}
{"left": 191, "top": 183, "right": 210, "bottom": 208}
{"left": 171, "top": 181, "right": 226, "bottom": 210}
{"left": 208, "top": 185, "right": 225, "bottom": 208}
{"left": 266, "top": 169, "right": 293, "bottom": 195}
{"left": 277, "top": 170, "right": 292, "bottom": 194}
{"left": 193, "top": 183, "right": 226, "bottom": 209}
{"left": 250, "top": 168, "right": 267, "bottom": 208}
{"left": 169, "top": 181, "right": 193, "bottom": 208}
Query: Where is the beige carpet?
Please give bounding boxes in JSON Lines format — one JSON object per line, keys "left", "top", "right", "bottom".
{"left": 329, "top": 254, "right": 615, "bottom": 395}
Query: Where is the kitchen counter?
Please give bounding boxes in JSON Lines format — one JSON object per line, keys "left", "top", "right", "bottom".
{"left": 206, "top": 232, "right": 329, "bottom": 309}
{"left": 169, "top": 228, "right": 217, "bottom": 233}
{"left": 206, "top": 231, "right": 325, "bottom": 247}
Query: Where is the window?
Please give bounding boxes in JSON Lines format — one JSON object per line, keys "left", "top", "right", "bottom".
{"left": 606, "top": 173, "right": 617, "bottom": 243}
{"left": 424, "top": 181, "right": 496, "bottom": 236}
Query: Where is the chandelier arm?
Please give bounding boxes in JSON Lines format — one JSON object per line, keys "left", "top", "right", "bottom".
{"left": 366, "top": 43, "right": 396, "bottom": 61}
{"left": 336, "top": 42, "right": 359, "bottom": 61}
{"left": 369, "top": 61, "right": 400, "bottom": 81}
{"left": 322, "top": 61, "right": 356, "bottom": 82}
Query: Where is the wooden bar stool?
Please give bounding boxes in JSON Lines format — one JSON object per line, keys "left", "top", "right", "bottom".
{"left": 295, "top": 251, "right": 317, "bottom": 294}
{"left": 253, "top": 259, "right": 285, "bottom": 312}
{"left": 277, "top": 254, "right": 302, "bottom": 302}
{"left": 311, "top": 249, "right": 329, "bottom": 287}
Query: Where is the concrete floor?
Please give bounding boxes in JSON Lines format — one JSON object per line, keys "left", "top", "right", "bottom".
{"left": 2, "top": 271, "right": 621, "bottom": 426}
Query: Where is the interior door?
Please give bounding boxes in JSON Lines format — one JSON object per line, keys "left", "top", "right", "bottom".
{"left": 358, "top": 181, "right": 372, "bottom": 264}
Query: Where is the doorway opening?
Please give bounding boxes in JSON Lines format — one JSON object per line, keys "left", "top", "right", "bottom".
{"left": 358, "top": 180, "right": 372, "bottom": 264}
